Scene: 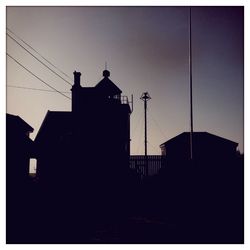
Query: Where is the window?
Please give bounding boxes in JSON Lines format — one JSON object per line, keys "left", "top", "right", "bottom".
{"left": 29, "top": 158, "right": 37, "bottom": 174}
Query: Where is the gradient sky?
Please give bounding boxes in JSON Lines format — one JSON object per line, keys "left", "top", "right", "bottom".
{"left": 6, "top": 6, "right": 244, "bottom": 155}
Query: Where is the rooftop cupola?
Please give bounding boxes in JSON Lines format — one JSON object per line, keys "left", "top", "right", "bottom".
{"left": 103, "top": 70, "right": 110, "bottom": 78}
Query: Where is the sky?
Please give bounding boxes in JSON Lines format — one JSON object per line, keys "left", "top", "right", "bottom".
{"left": 6, "top": 6, "right": 244, "bottom": 156}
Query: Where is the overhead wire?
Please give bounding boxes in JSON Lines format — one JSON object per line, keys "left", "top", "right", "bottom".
{"left": 146, "top": 109, "right": 159, "bottom": 154}
{"left": 136, "top": 111, "right": 145, "bottom": 155}
{"left": 7, "top": 32, "right": 73, "bottom": 87}
{"left": 7, "top": 27, "right": 73, "bottom": 82}
{"left": 148, "top": 106, "right": 167, "bottom": 139}
{"left": 148, "top": 141, "right": 160, "bottom": 152}
{"left": 143, "top": 105, "right": 167, "bottom": 154}
{"left": 7, "top": 53, "right": 71, "bottom": 100}
{"left": 7, "top": 84, "right": 71, "bottom": 94}
{"left": 131, "top": 109, "right": 144, "bottom": 136}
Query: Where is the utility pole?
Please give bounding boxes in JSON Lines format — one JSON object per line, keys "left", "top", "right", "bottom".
{"left": 140, "top": 92, "right": 151, "bottom": 177}
{"left": 189, "top": 7, "right": 194, "bottom": 161}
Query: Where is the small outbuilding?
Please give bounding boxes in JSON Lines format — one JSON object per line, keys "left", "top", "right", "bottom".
{"left": 160, "top": 132, "right": 238, "bottom": 162}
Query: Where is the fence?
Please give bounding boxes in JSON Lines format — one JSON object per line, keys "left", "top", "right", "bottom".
{"left": 130, "top": 155, "right": 166, "bottom": 178}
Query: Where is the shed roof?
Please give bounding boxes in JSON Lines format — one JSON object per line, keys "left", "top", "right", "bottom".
{"left": 160, "top": 132, "right": 238, "bottom": 148}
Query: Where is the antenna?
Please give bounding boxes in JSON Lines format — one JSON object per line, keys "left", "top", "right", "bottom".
{"left": 140, "top": 92, "right": 151, "bottom": 177}
{"left": 105, "top": 61, "right": 107, "bottom": 70}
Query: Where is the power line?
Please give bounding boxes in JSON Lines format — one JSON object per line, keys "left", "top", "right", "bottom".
{"left": 7, "top": 53, "right": 71, "bottom": 100}
{"left": 136, "top": 114, "right": 144, "bottom": 154}
{"left": 7, "top": 27, "right": 73, "bottom": 82}
{"left": 148, "top": 141, "right": 159, "bottom": 152}
{"left": 7, "top": 84, "right": 71, "bottom": 94}
{"left": 147, "top": 106, "right": 167, "bottom": 139}
{"left": 7, "top": 32, "right": 73, "bottom": 87}
{"left": 131, "top": 109, "right": 144, "bottom": 136}
{"left": 150, "top": 114, "right": 167, "bottom": 139}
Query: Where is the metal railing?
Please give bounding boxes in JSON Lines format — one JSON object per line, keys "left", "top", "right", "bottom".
{"left": 130, "top": 155, "right": 166, "bottom": 178}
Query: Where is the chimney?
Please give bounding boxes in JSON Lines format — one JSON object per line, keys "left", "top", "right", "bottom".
{"left": 73, "top": 71, "right": 81, "bottom": 86}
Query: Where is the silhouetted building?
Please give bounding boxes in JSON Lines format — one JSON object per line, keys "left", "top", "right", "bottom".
{"left": 160, "top": 132, "right": 238, "bottom": 163}
{"left": 6, "top": 113, "right": 34, "bottom": 184}
{"left": 33, "top": 70, "right": 133, "bottom": 236}
{"left": 158, "top": 132, "right": 243, "bottom": 243}
{"left": 35, "top": 70, "right": 132, "bottom": 187}
{"left": 6, "top": 114, "right": 35, "bottom": 243}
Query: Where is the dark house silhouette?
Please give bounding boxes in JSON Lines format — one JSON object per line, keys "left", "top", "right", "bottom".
{"left": 6, "top": 114, "right": 34, "bottom": 243}
{"left": 158, "top": 132, "right": 243, "bottom": 243}
{"left": 35, "top": 69, "right": 132, "bottom": 193}
{"left": 6, "top": 113, "right": 34, "bottom": 184}
{"left": 160, "top": 132, "right": 238, "bottom": 163}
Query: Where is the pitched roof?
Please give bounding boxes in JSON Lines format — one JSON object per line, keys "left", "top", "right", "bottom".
{"left": 7, "top": 113, "right": 34, "bottom": 133}
{"left": 35, "top": 111, "right": 72, "bottom": 143}
{"left": 160, "top": 132, "right": 238, "bottom": 147}
{"left": 95, "top": 70, "right": 122, "bottom": 96}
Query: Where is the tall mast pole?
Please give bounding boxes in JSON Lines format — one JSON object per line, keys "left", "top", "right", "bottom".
{"left": 140, "top": 92, "right": 151, "bottom": 176}
{"left": 189, "top": 7, "right": 194, "bottom": 160}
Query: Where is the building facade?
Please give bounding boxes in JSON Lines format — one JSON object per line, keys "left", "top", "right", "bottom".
{"left": 35, "top": 70, "right": 132, "bottom": 187}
